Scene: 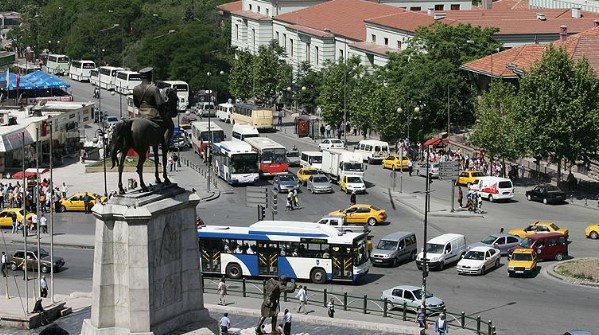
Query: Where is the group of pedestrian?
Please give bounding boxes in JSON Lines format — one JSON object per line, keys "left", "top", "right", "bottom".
{"left": 286, "top": 190, "right": 300, "bottom": 210}
{"left": 167, "top": 152, "right": 179, "bottom": 172}
{"left": 416, "top": 305, "right": 449, "bottom": 334}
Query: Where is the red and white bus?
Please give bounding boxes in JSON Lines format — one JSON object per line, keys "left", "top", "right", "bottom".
{"left": 244, "top": 137, "right": 288, "bottom": 177}
{"left": 191, "top": 121, "right": 225, "bottom": 159}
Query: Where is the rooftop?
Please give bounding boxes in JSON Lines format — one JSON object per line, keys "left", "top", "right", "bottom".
{"left": 349, "top": 41, "right": 396, "bottom": 56}
{"left": 231, "top": 9, "right": 272, "bottom": 21}
{"left": 216, "top": 1, "right": 242, "bottom": 14}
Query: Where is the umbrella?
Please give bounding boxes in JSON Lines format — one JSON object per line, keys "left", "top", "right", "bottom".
{"left": 11, "top": 168, "right": 49, "bottom": 179}
{"left": 423, "top": 137, "right": 449, "bottom": 147}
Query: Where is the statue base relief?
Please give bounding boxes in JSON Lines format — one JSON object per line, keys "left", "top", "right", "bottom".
{"left": 81, "top": 184, "right": 218, "bottom": 335}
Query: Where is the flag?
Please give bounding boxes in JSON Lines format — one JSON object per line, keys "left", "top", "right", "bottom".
{"left": 16, "top": 67, "right": 20, "bottom": 92}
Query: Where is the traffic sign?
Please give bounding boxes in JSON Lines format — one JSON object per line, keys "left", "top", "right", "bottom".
{"left": 438, "top": 161, "right": 460, "bottom": 180}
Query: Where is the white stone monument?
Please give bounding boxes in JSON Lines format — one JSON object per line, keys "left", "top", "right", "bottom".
{"left": 81, "top": 185, "right": 217, "bottom": 335}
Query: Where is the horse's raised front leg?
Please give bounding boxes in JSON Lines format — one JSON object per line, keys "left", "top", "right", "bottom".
{"left": 153, "top": 145, "right": 161, "bottom": 184}
{"left": 138, "top": 151, "right": 148, "bottom": 192}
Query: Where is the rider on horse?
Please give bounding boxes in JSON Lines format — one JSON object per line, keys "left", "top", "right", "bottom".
{"left": 133, "top": 67, "right": 166, "bottom": 125}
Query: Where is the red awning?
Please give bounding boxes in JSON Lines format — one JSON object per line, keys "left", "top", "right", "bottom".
{"left": 423, "top": 137, "right": 449, "bottom": 146}
{"left": 12, "top": 168, "right": 49, "bottom": 179}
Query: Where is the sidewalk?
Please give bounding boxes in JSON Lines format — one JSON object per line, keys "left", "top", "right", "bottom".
{"left": 390, "top": 191, "right": 484, "bottom": 218}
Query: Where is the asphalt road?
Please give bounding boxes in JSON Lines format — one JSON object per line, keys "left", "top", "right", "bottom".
{"left": 63, "top": 78, "right": 599, "bottom": 335}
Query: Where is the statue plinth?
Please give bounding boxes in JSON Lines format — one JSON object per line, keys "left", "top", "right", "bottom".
{"left": 81, "top": 184, "right": 217, "bottom": 335}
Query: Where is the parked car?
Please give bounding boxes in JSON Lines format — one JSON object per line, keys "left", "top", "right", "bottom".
{"left": 457, "top": 246, "right": 501, "bottom": 275}
{"left": 508, "top": 221, "right": 569, "bottom": 238}
{"left": 508, "top": 232, "right": 569, "bottom": 261}
{"left": 468, "top": 233, "right": 521, "bottom": 256}
{"left": 273, "top": 173, "right": 300, "bottom": 193}
{"left": 507, "top": 248, "right": 537, "bottom": 277}
{"left": 415, "top": 162, "right": 440, "bottom": 178}
{"left": 8, "top": 247, "right": 65, "bottom": 273}
{"left": 103, "top": 115, "right": 119, "bottom": 129}
{"left": 416, "top": 234, "right": 467, "bottom": 270}
{"left": 525, "top": 184, "right": 567, "bottom": 204}
{"left": 328, "top": 204, "right": 387, "bottom": 226}
{"left": 585, "top": 224, "right": 599, "bottom": 239}
{"left": 286, "top": 150, "right": 301, "bottom": 167}
{"left": 58, "top": 192, "right": 107, "bottom": 212}
{"left": 339, "top": 175, "right": 366, "bottom": 194}
{"left": 370, "top": 232, "right": 417, "bottom": 267}
{"left": 318, "top": 139, "right": 345, "bottom": 151}
{"left": 380, "top": 285, "right": 445, "bottom": 314}
{"left": 306, "top": 174, "right": 333, "bottom": 194}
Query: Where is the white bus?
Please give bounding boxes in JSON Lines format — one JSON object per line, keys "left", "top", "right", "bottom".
{"left": 68, "top": 60, "right": 96, "bottom": 81}
{"left": 98, "top": 66, "right": 124, "bottom": 90}
{"left": 211, "top": 141, "right": 260, "bottom": 185}
{"left": 244, "top": 137, "right": 288, "bottom": 176}
{"left": 300, "top": 151, "right": 323, "bottom": 170}
{"left": 197, "top": 221, "right": 370, "bottom": 283}
{"left": 191, "top": 121, "right": 225, "bottom": 159}
{"left": 156, "top": 80, "right": 189, "bottom": 111}
{"left": 216, "top": 102, "right": 234, "bottom": 123}
{"left": 114, "top": 70, "right": 141, "bottom": 94}
{"left": 46, "top": 54, "right": 70, "bottom": 75}
{"left": 90, "top": 69, "right": 99, "bottom": 86}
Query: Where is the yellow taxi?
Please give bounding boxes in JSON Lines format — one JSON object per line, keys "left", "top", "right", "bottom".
{"left": 328, "top": 204, "right": 387, "bottom": 226}
{"left": 58, "top": 192, "right": 107, "bottom": 212}
{"left": 457, "top": 170, "right": 485, "bottom": 186}
{"left": 382, "top": 154, "right": 410, "bottom": 171}
{"left": 508, "top": 221, "right": 569, "bottom": 238}
{"left": 508, "top": 248, "right": 538, "bottom": 277}
{"left": 296, "top": 167, "right": 319, "bottom": 185}
{"left": 0, "top": 208, "right": 33, "bottom": 227}
{"left": 585, "top": 224, "right": 599, "bottom": 240}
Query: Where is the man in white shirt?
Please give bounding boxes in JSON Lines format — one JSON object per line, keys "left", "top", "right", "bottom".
{"left": 40, "top": 214, "right": 48, "bottom": 234}
{"left": 61, "top": 182, "right": 68, "bottom": 199}
{"left": 31, "top": 213, "right": 38, "bottom": 232}
{"left": 295, "top": 285, "right": 308, "bottom": 314}
{"left": 219, "top": 313, "right": 231, "bottom": 334}
{"left": 1, "top": 252, "right": 7, "bottom": 277}
{"left": 40, "top": 275, "right": 48, "bottom": 298}
{"left": 283, "top": 309, "right": 292, "bottom": 335}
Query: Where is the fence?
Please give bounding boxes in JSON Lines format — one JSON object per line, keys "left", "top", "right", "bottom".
{"left": 202, "top": 277, "right": 497, "bottom": 335}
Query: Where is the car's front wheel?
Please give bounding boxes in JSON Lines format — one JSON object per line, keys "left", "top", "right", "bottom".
{"left": 590, "top": 231, "right": 599, "bottom": 239}
{"left": 58, "top": 205, "right": 67, "bottom": 213}
{"left": 10, "top": 263, "right": 18, "bottom": 271}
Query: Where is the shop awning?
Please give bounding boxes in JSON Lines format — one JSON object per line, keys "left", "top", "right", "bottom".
{"left": 23, "top": 70, "right": 71, "bottom": 89}
{"left": 12, "top": 168, "right": 49, "bottom": 179}
{"left": 423, "top": 137, "right": 449, "bottom": 147}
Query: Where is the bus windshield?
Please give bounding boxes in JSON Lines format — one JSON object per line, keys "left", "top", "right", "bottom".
{"left": 261, "top": 148, "right": 286, "bottom": 164}
{"left": 200, "top": 130, "right": 225, "bottom": 143}
{"left": 129, "top": 74, "right": 141, "bottom": 81}
{"left": 83, "top": 63, "right": 95, "bottom": 69}
{"left": 231, "top": 153, "right": 259, "bottom": 173}
{"left": 174, "top": 84, "right": 188, "bottom": 91}
{"left": 57, "top": 56, "right": 69, "bottom": 63}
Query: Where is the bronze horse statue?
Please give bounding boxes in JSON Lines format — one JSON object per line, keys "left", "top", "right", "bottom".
{"left": 110, "top": 88, "right": 178, "bottom": 194}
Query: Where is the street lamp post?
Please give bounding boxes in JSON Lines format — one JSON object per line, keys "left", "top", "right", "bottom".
{"left": 421, "top": 144, "right": 431, "bottom": 321}
{"left": 94, "top": 128, "right": 108, "bottom": 196}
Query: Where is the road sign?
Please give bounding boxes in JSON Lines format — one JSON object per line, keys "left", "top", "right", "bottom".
{"left": 438, "top": 161, "right": 460, "bottom": 180}
{"left": 246, "top": 187, "right": 267, "bottom": 207}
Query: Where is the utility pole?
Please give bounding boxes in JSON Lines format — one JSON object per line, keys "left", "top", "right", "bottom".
{"left": 421, "top": 145, "right": 430, "bottom": 323}
{"left": 49, "top": 121, "right": 55, "bottom": 303}
{"left": 22, "top": 132, "right": 29, "bottom": 314}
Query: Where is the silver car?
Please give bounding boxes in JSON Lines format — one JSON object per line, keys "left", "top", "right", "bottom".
{"left": 381, "top": 285, "right": 445, "bottom": 314}
{"left": 306, "top": 174, "right": 333, "bottom": 194}
{"left": 468, "top": 233, "right": 521, "bottom": 256}
{"left": 273, "top": 173, "right": 300, "bottom": 193}
{"left": 415, "top": 161, "right": 440, "bottom": 178}
{"left": 286, "top": 150, "right": 300, "bottom": 167}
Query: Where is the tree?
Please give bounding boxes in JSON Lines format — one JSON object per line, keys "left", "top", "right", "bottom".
{"left": 252, "top": 41, "right": 291, "bottom": 106}
{"left": 469, "top": 81, "right": 523, "bottom": 174}
{"left": 317, "top": 56, "right": 363, "bottom": 127}
{"left": 228, "top": 50, "right": 255, "bottom": 101}
{"left": 516, "top": 45, "right": 599, "bottom": 183}
{"left": 295, "top": 62, "right": 322, "bottom": 113}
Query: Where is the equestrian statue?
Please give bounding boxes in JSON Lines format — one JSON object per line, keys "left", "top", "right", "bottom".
{"left": 110, "top": 67, "right": 179, "bottom": 194}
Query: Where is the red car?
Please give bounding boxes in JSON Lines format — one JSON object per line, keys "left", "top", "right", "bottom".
{"left": 508, "top": 232, "right": 569, "bottom": 261}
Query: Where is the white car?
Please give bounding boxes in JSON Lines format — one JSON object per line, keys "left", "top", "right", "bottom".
{"left": 456, "top": 246, "right": 501, "bottom": 275}
{"left": 103, "top": 116, "right": 119, "bottom": 129}
{"left": 319, "top": 139, "right": 345, "bottom": 151}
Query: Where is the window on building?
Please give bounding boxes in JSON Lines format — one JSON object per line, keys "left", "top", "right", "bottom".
{"left": 290, "top": 39, "right": 294, "bottom": 57}
{"left": 252, "top": 28, "right": 256, "bottom": 50}
{"left": 410, "top": 6, "right": 421, "bottom": 10}
{"left": 283, "top": 33, "right": 287, "bottom": 48}
{"left": 258, "top": 5, "right": 261, "bottom": 12}
{"left": 235, "top": 24, "right": 239, "bottom": 40}
{"left": 315, "top": 46, "right": 319, "bottom": 65}
{"left": 266, "top": 8, "right": 269, "bottom": 15}
{"left": 371, "top": 34, "right": 376, "bottom": 42}
{"left": 451, "top": 4, "right": 460, "bottom": 10}
{"left": 249, "top": 4, "right": 253, "bottom": 10}
{"left": 397, "top": 40, "right": 402, "bottom": 49}
{"left": 435, "top": 4, "right": 444, "bottom": 10}
{"left": 276, "top": 31, "right": 279, "bottom": 43}
{"left": 339, "top": 49, "right": 344, "bottom": 59}
{"left": 384, "top": 37, "right": 389, "bottom": 46}
{"left": 306, "top": 42, "right": 311, "bottom": 63}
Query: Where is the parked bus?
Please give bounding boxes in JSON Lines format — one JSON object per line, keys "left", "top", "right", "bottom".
{"left": 90, "top": 69, "right": 99, "bottom": 86}
{"left": 216, "top": 102, "right": 234, "bottom": 123}
{"left": 231, "top": 104, "right": 273, "bottom": 131}
{"left": 68, "top": 60, "right": 96, "bottom": 81}
{"left": 191, "top": 121, "right": 225, "bottom": 159}
{"left": 126, "top": 95, "right": 138, "bottom": 118}
{"left": 98, "top": 66, "right": 124, "bottom": 90}
{"left": 156, "top": 80, "right": 189, "bottom": 111}
{"left": 198, "top": 221, "right": 370, "bottom": 283}
{"left": 114, "top": 70, "right": 141, "bottom": 94}
{"left": 244, "top": 137, "right": 288, "bottom": 176}
{"left": 46, "top": 54, "right": 70, "bottom": 75}
{"left": 211, "top": 141, "right": 260, "bottom": 185}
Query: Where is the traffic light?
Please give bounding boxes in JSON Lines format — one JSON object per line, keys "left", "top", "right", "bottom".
{"left": 258, "top": 204, "right": 266, "bottom": 221}
{"left": 272, "top": 191, "right": 278, "bottom": 215}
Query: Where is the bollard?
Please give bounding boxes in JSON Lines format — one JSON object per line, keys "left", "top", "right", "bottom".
{"left": 402, "top": 301, "right": 407, "bottom": 321}
{"left": 461, "top": 312, "right": 465, "bottom": 328}
{"left": 477, "top": 316, "right": 481, "bottom": 334}
{"left": 383, "top": 298, "right": 388, "bottom": 318}
{"left": 585, "top": 197, "right": 588, "bottom": 206}
{"left": 363, "top": 295, "right": 368, "bottom": 314}
{"left": 323, "top": 289, "right": 328, "bottom": 307}
{"left": 284, "top": 290, "right": 288, "bottom": 302}
{"left": 492, "top": 326, "right": 496, "bottom": 335}
{"left": 343, "top": 292, "right": 348, "bottom": 311}
{"left": 488, "top": 320, "right": 493, "bottom": 335}
{"left": 242, "top": 278, "right": 247, "bottom": 297}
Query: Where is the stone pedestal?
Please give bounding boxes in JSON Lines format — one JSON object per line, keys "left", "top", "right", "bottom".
{"left": 81, "top": 184, "right": 217, "bottom": 335}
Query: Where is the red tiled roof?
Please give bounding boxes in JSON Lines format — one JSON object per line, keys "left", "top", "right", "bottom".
{"left": 461, "top": 26, "right": 599, "bottom": 77}
{"left": 366, "top": 11, "right": 446, "bottom": 32}
{"left": 231, "top": 10, "right": 271, "bottom": 21}
{"left": 274, "top": 0, "right": 405, "bottom": 41}
{"left": 488, "top": 0, "right": 529, "bottom": 10}
{"left": 349, "top": 41, "right": 396, "bottom": 56}
{"left": 287, "top": 24, "right": 335, "bottom": 38}
{"left": 216, "top": 1, "right": 242, "bottom": 13}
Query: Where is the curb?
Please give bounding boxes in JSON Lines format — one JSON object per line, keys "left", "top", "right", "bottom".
{"left": 206, "top": 304, "right": 424, "bottom": 335}
{"left": 393, "top": 195, "right": 484, "bottom": 219}
{"left": 9, "top": 239, "right": 94, "bottom": 249}
{"left": 544, "top": 258, "right": 599, "bottom": 288}
{"left": 199, "top": 190, "right": 221, "bottom": 202}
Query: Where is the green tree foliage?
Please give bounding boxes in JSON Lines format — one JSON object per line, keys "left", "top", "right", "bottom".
{"left": 317, "top": 56, "right": 363, "bottom": 127}
{"left": 516, "top": 45, "right": 599, "bottom": 181}
{"left": 252, "top": 41, "right": 291, "bottom": 106}
{"left": 295, "top": 61, "right": 322, "bottom": 113}
{"left": 228, "top": 50, "right": 255, "bottom": 102}
{"left": 470, "top": 81, "right": 523, "bottom": 164}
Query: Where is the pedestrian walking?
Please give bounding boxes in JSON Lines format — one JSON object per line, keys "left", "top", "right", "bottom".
{"left": 325, "top": 124, "right": 331, "bottom": 138}
{"left": 39, "top": 192, "right": 46, "bottom": 213}
{"left": 296, "top": 285, "right": 307, "bottom": 314}
{"left": 31, "top": 213, "right": 38, "bottom": 232}
{"left": 286, "top": 192, "right": 293, "bottom": 211}
{"left": 416, "top": 305, "right": 426, "bottom": 328}
{"left": 457, "top": 187, "right": 463, "bottom": 208}
{"left": 435, "top": 313, "right": 448, "bottom": 335}
{"left": 283, "top": 309, "right": 292, "bottom": 335}
{"left": 83, "top": 193, "right": 91, "bottom": 214}
{"left": 61, "top": 182, "right": 68, "bottom": 199}
{"left": 327, "top": 298, "right": 335, "bottom": 318}
{"left": 320, "top": 124, "right": 325, "bottom": 138}
{"left": 1, "top": 252, "right": 7, "bottom": 277}
{"left": 168, "top": 154, "right": 174, "bottom": 172}
{"left": 408, "top": 160, "right": 413, "bottom": 176}
{"left": 40, "top": 275, "right": 48, "bottom": 298}
{"left": 172, "top": 153, "right": 179, "bottom": 171}
{"left": 350, "top": 190, "right": 357, "bottom": 206}
{"left": 219, "top": 313, "right": 231, "bottom": 334}
{"left": 11, "top": 213, "right": 17, "bottom": 234}
{"left": 217, "top": 277, "right": 227, "bottom": 305}
{"left": 40, "top": 214, "right": 48, "bottom": 234}
{"left": 292, "top": 189, "right": 299, "bottom": 209}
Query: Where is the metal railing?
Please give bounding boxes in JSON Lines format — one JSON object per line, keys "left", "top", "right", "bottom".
{"left": 179, "top": 156, "right": 218, "bottom": 190}
{"left": 201, "top": 277, "right": 497, "bottom": 335}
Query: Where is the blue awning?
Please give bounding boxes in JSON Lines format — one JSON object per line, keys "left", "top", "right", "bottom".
{"left": 0, "top": 70, "right": 70, "bottom": 91}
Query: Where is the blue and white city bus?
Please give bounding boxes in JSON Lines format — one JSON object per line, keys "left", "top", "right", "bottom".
{"left": 197, "top": 221, "right": 370, "bottom": 283}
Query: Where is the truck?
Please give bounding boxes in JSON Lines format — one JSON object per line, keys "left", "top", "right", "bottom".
{"left": 321, "top": 149, "right": 364, "bottom": 181}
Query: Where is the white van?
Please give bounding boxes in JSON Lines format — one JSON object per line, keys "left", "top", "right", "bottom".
{"left": 216, "top": 102, "right": 234, "bottom": 123}
{"left": 300, "top": 151, "right": 323, "bottom": 170}
{"left": 198, "top": 102, "right": 215, "bottom": 117}
{"left": 232, "top": 124, "right": 260, "bottom": 141}
{"left": 416, "top": 233, "right": 467, "bottom": 270}
{"left": 354, "top": 140, "right": 390, "bottom": 164}
{"left": 473, "top": 176, "right": 514, "bottom": 202}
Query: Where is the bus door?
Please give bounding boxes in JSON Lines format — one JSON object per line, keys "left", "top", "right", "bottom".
{"left": 257, "top": 241, "right": 279, "bottom": 276}
{"left": 199, "top": 239, "right": 222, "bottom": 274}
{"left": 331, "top": 245, "right": 353, "bottom": 280}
